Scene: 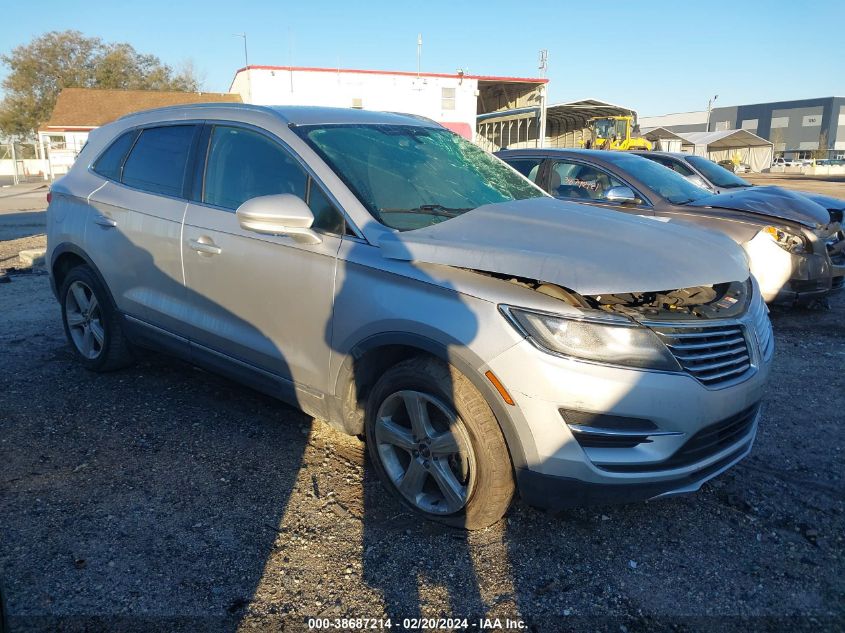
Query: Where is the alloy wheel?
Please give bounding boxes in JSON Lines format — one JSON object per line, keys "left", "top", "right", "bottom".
{"left": 65, "top": 281, "right": 105, "bottom": 360}
{"left": 374, "top": 390, "right": 475, "bottom": 515}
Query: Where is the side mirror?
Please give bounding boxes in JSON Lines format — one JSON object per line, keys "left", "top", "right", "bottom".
{"left": 605, "top": 185, "right": 639, "bottom": 204}
{"left": 236, "top": 194, "right": 321, "bottom": 244}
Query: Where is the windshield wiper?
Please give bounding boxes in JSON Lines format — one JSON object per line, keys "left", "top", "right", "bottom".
{"left": 378, "top": 204, "right": 473, "bottom": 218}
{"left": 670, "top": 198, "right": 697, "bottom": 205}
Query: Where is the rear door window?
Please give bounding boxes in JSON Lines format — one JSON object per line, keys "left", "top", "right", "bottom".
{"left": 646, "top": 155, "right": 695, "bottom": 177}
{"left": 505, "top": 157, "right": 544, "bottom": 183}
{"left": 121, "top": 125, "right": 197, "bottom": 197}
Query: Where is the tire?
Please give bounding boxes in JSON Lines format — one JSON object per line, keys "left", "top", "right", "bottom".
{"left": 59, "top": 265, "right": 134, "bottom": 372}
{"left": 365, "top": 356, "right": 514, "bottom": 529}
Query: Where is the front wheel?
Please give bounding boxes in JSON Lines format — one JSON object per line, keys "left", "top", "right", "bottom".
{"left": 365, "top": 357, "right": 514, "bottom": 529}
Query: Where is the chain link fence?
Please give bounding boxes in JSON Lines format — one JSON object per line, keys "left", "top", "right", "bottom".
{"left": 0, "top": 141, "right": 49, "bottom": 186}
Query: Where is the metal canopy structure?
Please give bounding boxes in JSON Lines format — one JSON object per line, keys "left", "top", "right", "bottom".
{"left": 545, "top": 98, "right": 635, "bottom": 129}
{"left": 644, "top": 128, "right": 774, "bottom": 172}
{"left": 475, "top": 97, "right": 640, "bottom": 151}
{"left": 473, "top": 78, "right": 549, "bottom": 152}
{"left": 544, "top": 99, "right": 637, "bottom": 148}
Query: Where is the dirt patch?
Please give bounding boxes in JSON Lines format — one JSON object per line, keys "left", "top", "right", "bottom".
{"left": 743, "top": 173, "right": 845, "bottom": 198}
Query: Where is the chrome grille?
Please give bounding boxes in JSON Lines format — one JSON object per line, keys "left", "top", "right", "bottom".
{"left": 749, "top": 296, "right": 774, "bottom": 360}
{"left": 651, "top": 323, "right": 751, "bottom": 386}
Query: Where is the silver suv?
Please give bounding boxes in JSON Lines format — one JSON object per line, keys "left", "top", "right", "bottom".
{"left": 47, "top": 105, "right": 773, "bottom": 529}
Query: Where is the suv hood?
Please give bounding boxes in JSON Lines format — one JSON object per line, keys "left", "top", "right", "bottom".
{"left": 689, "top": 186, "right": 830, "bottom": 228}
{"left": 378, "top": 198, "right": 748, "bottom": 296}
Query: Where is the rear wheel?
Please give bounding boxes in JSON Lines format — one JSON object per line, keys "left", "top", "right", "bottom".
{"left": 365, "top": 356, "right": 514, "bottom": 529}
{"left": 60, "top": 265, "right": 134, "bottom": 372}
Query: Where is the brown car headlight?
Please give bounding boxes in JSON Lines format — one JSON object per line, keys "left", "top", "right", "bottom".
{"left": 761, "top": 225, "right": 807, "bottom": 253}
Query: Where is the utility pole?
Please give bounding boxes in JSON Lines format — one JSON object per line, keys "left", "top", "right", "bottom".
{"left": 10, "top": 141, "right": 18, "bottom": 186}
{"left": 538, "top": 50, "right": 549, "bottom": 148}
{"left": 234, "top": 33, "right": 251, "bottom": 102}
{"left": 706, "top": 94, "right": 719, "bottom": 132}
{"left": 417, "top": 33, "right": 423, "bottom": 78}
{"left": 234, "top": 32, "right": 249, "bottom": 67}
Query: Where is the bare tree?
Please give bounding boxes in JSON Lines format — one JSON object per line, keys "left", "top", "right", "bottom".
{"left": 814, "top": 129, "right": 829, "bottom": 160}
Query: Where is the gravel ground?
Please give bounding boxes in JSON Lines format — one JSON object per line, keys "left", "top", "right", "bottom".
{"left": 1, "top": 181, "right": 844, "bottom": 631}
{"left": 1, "top": 273, "right": 843, "bottom": 632}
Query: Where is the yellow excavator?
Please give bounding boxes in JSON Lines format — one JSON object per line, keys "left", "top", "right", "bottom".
{"left": 582, "top": 116, "right": 652, "bottom": 151}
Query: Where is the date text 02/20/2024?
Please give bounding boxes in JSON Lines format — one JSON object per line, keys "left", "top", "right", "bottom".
{"left": 307, "top": 617, "right": 527, "bottom": 630}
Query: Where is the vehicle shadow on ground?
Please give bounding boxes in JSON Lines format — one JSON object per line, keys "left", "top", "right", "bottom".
{"left": 0, "top": 228, "right": 310, "bottom": 633}
{"left": 2, "top": 211, "right": 495, "bottom": 632}
{"left": 329, "top": 236, "right": 489, "bottom": 627}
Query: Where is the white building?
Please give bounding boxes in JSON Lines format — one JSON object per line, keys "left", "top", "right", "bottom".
{"left": 229, "top": 65, "right": 548, "bottom": 141}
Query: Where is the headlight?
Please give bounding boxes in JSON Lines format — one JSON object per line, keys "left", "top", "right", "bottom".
{"left": 501, "top": 306, "right": 681, "bottom": 371}
{"left": 761, "top": 225, "right": 806, "bottom": 253}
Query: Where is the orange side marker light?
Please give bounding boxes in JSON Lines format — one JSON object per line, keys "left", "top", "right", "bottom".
{"left": 485, "top": 370, "right": 515, "bottom": 406}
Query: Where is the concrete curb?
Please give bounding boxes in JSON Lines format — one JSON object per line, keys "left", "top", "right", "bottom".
{"left": 18, "top": 248, "right": 46, "bottom": 268}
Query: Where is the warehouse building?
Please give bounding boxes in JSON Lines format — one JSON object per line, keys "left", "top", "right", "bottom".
{"left": 641, "top": 97, "right": 845, "bottom": 160}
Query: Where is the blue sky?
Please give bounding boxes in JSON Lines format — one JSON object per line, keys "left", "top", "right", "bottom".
{"left": 3, "top": 0, "right": 844, "bottom": 115}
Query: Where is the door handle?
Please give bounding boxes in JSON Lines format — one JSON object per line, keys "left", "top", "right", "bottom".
{"left": 188, "top": 237, "right": 222, "bottom": 256}
{"left": 93, "top": 214, "right": 117, "bottom": 228}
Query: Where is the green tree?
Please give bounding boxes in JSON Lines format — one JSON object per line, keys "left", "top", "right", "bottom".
{"left": 0, "top": 30, "right": 201, "bottom": 138}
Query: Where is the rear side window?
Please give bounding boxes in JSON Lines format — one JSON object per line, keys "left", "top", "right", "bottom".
{"left": 203, "top": 126, "right": 307, "bottom": 210}
{"left": 645, "top": 155, "right": 695, "bottom": 177}
{"left": 121, "top": 125, "right": 197, "bottom": 197}
{"left": 92, "top": 131, "right": 137, "bottom": 181}
{"left": 505, "top": 158, "right": 543, "bottom": 182}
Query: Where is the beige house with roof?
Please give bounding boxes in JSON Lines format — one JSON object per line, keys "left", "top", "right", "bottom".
{"left": 37, "top": 88, "right": 240, "bottom": 177}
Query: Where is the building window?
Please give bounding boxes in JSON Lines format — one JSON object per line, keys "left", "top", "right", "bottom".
{"left": 802, "top": 114, "right": 821, "bottom": 127}
{"left": 48, "top": 134, "right": 67, "bottom": 149}
{"left": 771, "top": 116, "right": 790, "bottom": 129}
{"left": 714, "top": 120, "right": 730, "bottom": 131}
{"left": 351, "top": 98, "right": 363, "bottom": 109}
{"left": 741, "top": 119, "right": 758, "bottom": 131}
{"left": 441, "top": 87, "right": 456, "bottom": 111}
{"left": 798, "top": 141, "right": 819, "bottom": 150}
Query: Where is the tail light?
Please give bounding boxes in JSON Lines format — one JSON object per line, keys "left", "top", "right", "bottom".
{"left": 47, "top": 191, "right": 52, "bottom": 204}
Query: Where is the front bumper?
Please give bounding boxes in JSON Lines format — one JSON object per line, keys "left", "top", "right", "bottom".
{"left": 516, "top": 413, "right": 757, "bottom": 509}
{"left": 745, "top": 231, "right": 845, "bottom": 304}
{"left": 484, "top": 305, "right": 772, "bottom": 510}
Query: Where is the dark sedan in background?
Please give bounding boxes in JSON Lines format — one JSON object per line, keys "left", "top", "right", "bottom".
{"left": 497, "top": 149, "right": 844, "bottom": 305}
{"left": 634, "top": 151, "right": 845, "bottom": 218}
